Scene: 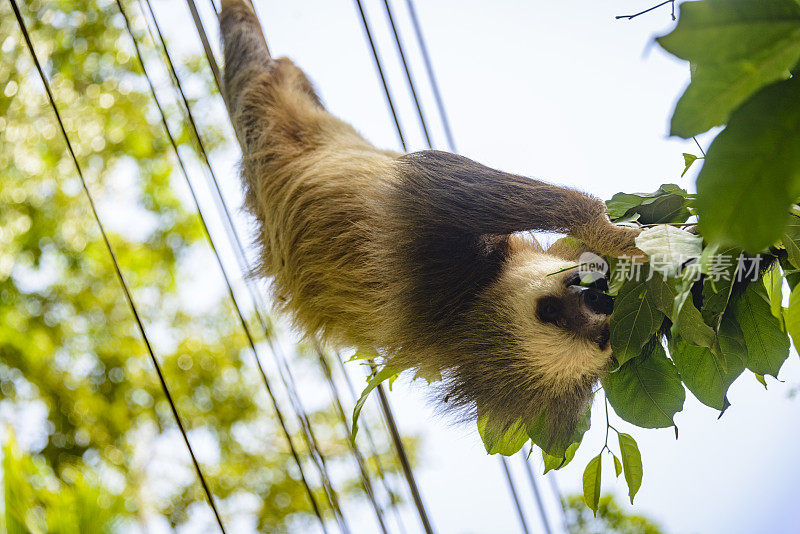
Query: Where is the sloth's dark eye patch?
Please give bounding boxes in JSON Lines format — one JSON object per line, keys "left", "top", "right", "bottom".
{"left": 537, "top": 297, "right": 562, "bottom": 324}
{"left": 564, "top": 271, "right": 609, "bottom": 293}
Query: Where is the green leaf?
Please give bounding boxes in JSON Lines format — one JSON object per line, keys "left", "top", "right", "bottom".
{"left": 352, "top": 366, "right": 400, "bottom": 442}
{"left": 617, "top": 433, "right": 643, "bottom": 504}
{"left": 701, "top": 248, "right": 744, "bottom": 328}
{"left": 658, "top": 0, "right": 800, "bottom": 137}
{"left": 612, "top": 453, "right": 622, "bottom": 478}
{"left": 348, "top": 347, "right": 380, "bottom": 362}
{"left": 543, "top": 442, "right": 579, "bottom": 474}
{"left": 763, "top": 264, "right": 786, "bottom": 328}
{"left": 785, "top": 283, "right": 800, "bottom": 349}
{"left": 694, "top": 77, "right": 800, "bottom": 252}
{"left": 648, "top": 275, "right": 716, "bottom": 353}
{"left": 609, "top": 277, "right": 666, "bottom": 366}
{"left": 477, "top": 417, "right": 529, "bottom": 456}
{"left": 733, "top": 282, "right": 791, "bottom": 377}
{"left": 528, "top": 402, "right": 591, "bottom": 459}
{"left": 783, "top": 213, "right": 800, "bottom": 269}
{"left": 582, "top": 454, "right": 602, "bottom": 517}
{"left": 606, "top": 184, "right": 690, "bottom": 223}
{"left": 603, "top": 343, "right": 685, "bottom": 428}
{"left": 780, "top": 256, "right": 800, "bottom": 290}
{"left": 670, "top": 314, "right": 747, "bottom": 411}
{"left": 413, "top": 367, "right": 442, "bottom": 385}
{"left": 755, "top": 373, "right": 769, "bottom": 389}
{"left": 681, "top": 153, "right": 699, "bottom": 177}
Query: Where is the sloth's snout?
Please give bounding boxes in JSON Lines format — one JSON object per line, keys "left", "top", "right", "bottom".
{"left": 582, "top": 288, "right": 613, "bottom": 316}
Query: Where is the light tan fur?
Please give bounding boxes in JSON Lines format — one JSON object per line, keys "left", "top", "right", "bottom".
{"left": 220, "top": 0, "right": 642, "bottom": 444}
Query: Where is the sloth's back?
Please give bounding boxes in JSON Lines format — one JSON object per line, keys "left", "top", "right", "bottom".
{"left": 241, "top": 104, "right": 402, "bottom": 347}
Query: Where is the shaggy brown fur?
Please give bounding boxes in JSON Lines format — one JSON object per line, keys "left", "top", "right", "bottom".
{"left": 219, "top": 0, "right": 642, "bottom": 446}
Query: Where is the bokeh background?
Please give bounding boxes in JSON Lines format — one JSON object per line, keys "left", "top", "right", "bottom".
{"left": 2, "top": 0, "right": 799, "bottom": 533}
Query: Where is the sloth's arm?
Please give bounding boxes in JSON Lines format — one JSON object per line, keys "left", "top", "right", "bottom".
{"left": 397, "top": 150, "right": 641, "bottom": 257}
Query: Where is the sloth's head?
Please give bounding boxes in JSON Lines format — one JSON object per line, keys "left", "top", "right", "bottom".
{"left": 497, "top": 249, "right": 614, "bottom": 394}
{"left": 445, "top": 247, "right": 615, "bottom": 447}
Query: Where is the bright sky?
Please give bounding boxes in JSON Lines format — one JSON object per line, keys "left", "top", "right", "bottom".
{"left": 146, "top": 1, "right": 800, "bottom": 533}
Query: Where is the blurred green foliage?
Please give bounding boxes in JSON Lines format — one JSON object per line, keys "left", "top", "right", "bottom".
{"left": 563, "top": 493, "right": 663, "bottom": 534}
{"left": 0, "top": 0, "right": 411, "bottom": 531}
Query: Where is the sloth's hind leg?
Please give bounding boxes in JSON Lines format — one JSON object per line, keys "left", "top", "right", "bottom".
{"left": 220, "top": 1, "right": 325, "bottom": 160}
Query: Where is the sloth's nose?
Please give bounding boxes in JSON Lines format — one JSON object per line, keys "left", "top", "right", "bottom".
{"left": 582, "top": 288, "right": 613, "bottom": 316}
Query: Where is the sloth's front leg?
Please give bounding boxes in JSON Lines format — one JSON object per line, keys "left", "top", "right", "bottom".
{"left": 396, "top": 150, "right": 643, "bottom": 258}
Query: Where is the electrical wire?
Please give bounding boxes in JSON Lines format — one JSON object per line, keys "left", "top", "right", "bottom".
{"left": 154, "top": 1, "right": 400, "bottom": 531}
{"left": 385, "top": 2, "right": 571, "bottom": 532}
{"left": 403, "top": 0, "right": 456, "bottom": 153}
{"left": 177, "top": 4, "right": 355, "bottom": 532}
{"left": 114, "top": 0, "right": 344, "bottom": 530}
{"left": 7, "top": 1, "right": 227, "bottom": 531}
{"left": 352, "top": 0, "right": 407, "bottom": 151}
{"left": 521, "top": 455, "right": 554, "bottom": 534}
{"left": 380, "top": 0, "right": 431, "bottom": 148}
{"left": 501, "top": 457, "right": 531, "bottom": 534}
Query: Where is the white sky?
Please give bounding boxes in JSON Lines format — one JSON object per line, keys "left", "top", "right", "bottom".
{"left": 141, "top": 1, "right": 800, "bottom": 533}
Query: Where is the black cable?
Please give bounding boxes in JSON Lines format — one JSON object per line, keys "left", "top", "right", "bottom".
{"left": 133, "top": 0, "right": 327, "bottom": 533}
{"left": 374, "top": 380, "right": 434, "bottom": 534}
{"left": 380, "top": 0, "right": 431, "bottom": 148}
{"left": 314, "top": 343, "right": 390, "bottom": 534}
{"left": 186, "top": 0, "right": 224, "bottom": 101}
{"left": 129, "top": 1, "right": 333, "bottom": 531}
{"left": 403, "top": 0, "right": 457, "bottom": 152}
{"left": 501, "top": 457, "right": 531, "bottom": 534}
{"left": 161, "top": 2, "right": 368, "bottom": 532}
{"left": 352, "top": 0, "right": 407, "bottom": 151}
{"left": 521, "top": 456, "right": 554, "bottom": 534}
{"left": 547, "top": 472, "right": 569, "bottom": 533}
{"left": 175, "top": 4, "right": 379, "bottom": 532}
{"left": 333, "top": 352, "right": 408, "bottom": 534}
{"left": 7, "top": 1, "right": 227, "bottom": 532}
{"left": 173, "top": 5, "right": 397, "bottom": 533}
{"left": 393, "top": 4, "right": 564, "bottom": 532}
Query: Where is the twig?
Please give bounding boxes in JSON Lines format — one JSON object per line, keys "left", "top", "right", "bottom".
{"left": 616, "top": 0, "right": 675, "bottom": 21}
{"left": 692, "top": 136, "right": 707, "bottom": 158}
{"left": 637, "top": 222, "right": 696, "bottom": 228}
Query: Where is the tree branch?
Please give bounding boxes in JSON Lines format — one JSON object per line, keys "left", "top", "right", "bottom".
{"left": 616, "top": 0, "right": 675, "bottom": 21}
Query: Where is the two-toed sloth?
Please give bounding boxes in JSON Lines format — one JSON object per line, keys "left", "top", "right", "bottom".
{"left": 220, "top": 0, "right": 642, "bottom": 446}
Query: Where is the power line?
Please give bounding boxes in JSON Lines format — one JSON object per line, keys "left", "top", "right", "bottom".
{"left": 386, "top": 3, "right": 568, "bottom": 532}
{"left": 380, "top": 0, "right": 432, "bottom": 147}
{"left": 114, "top": 0, "right": 357, "bottom": 530}
{"left": 176, "top": 4, "right": 355, "bottom": 532}
{"left": 353, "top": 0, "right": 407, "bottom": 151}
{"left": 314, "top": 343, "right": 390, "bottom": 534}
{"left": 367, "top": 1, "right": 544, "bottom": 532}
{"left": 501, "top": 457, "right": 531, "bottom": 534}
{"left": 7, "top": 1, "right": 227, "bottom": 531}
{"left": 161, "top": 1, "right": 399, "bottom": 531}
{"left": 173, "top": 2, "right": 400, "bottom": 531}
{"left": 350, "top": 4, "right": 438, "bottom": 533}
{"left": 331, "top": 352, "right": 408, "bottom": 534}
{"left": 521, "top": 455, "right": 554, "bottom": 534}
{"left": 127, "top": 0, "right": 337, "bottom": 530}
{"left": 403, "top": 0, "right": 457, "bottom": 152}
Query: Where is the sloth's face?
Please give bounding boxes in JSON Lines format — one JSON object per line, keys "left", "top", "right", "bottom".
{"left": 535, "top": 270, "right": 613, "bottom": 351}
{"left": 491, "top": 250, "right": 614, "bottom": 393}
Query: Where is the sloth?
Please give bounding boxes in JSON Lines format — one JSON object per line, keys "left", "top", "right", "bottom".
{"left": 219, "top": 0, "right": 642, "bottom": 448}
